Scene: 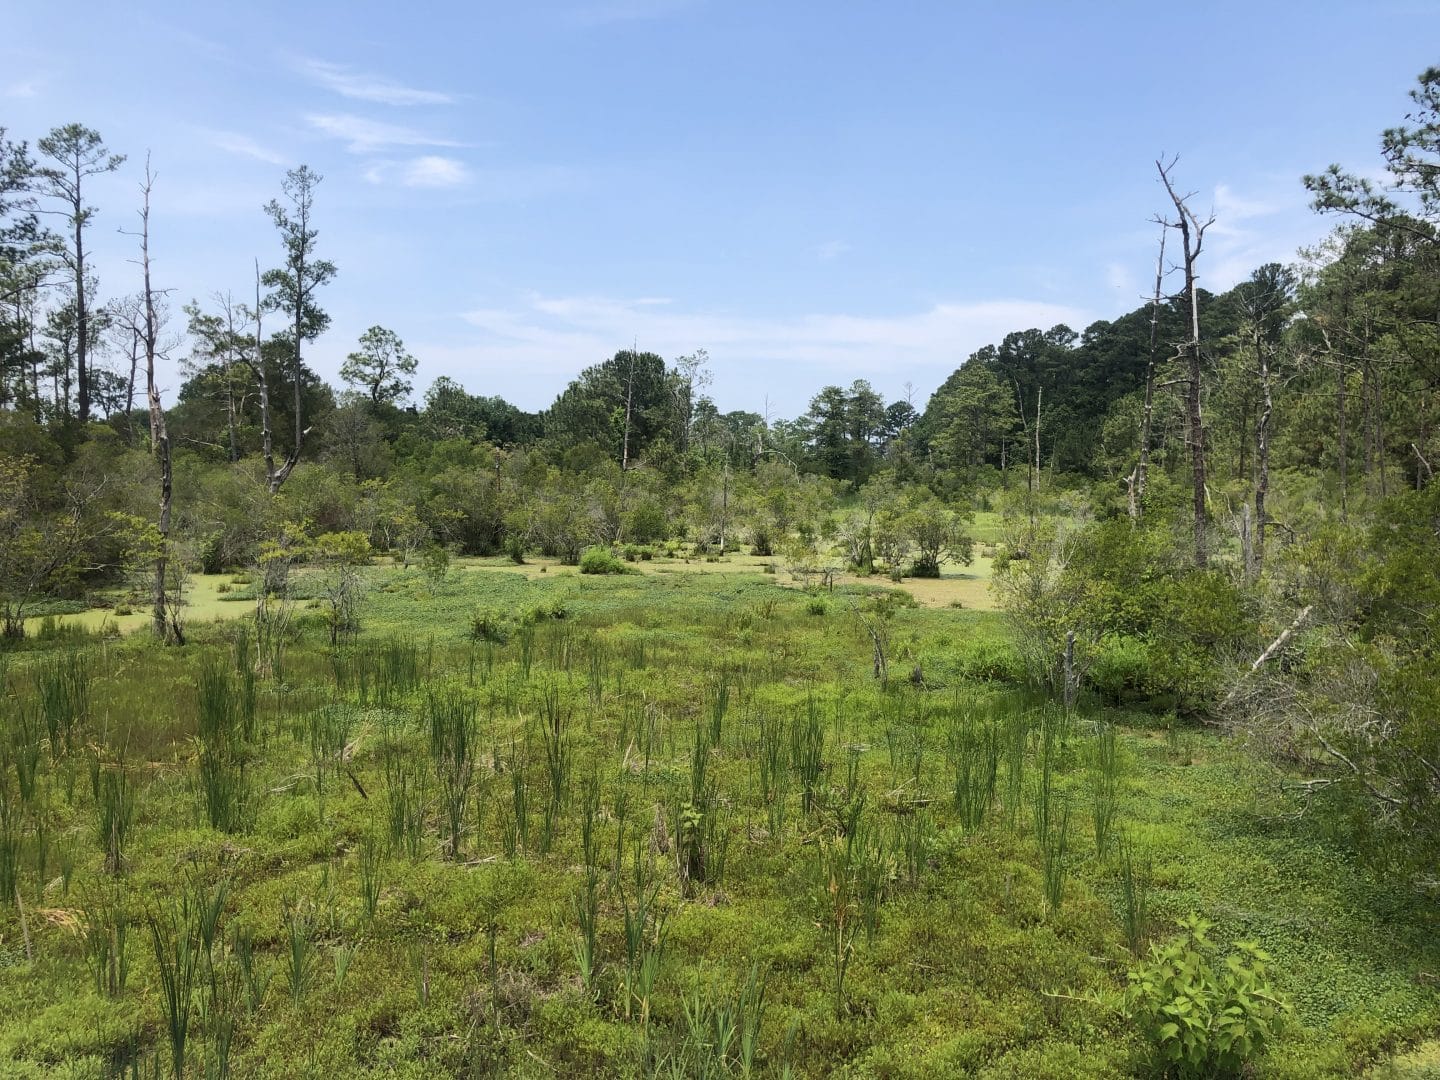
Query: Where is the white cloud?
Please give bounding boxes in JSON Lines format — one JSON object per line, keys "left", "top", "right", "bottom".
{"left": 208, "top": 130, "right": 288, "bottom": 166}
{"left": 4, "top": 80, "right": 40, "bottom": 99}
{"left": 364, "top": 156, "right": 471, "bottom": 188}
{"left": 404, "top": 156, "right": 469, "bottom": 187}
{"left": 308, "top": 113, "right": 462, "bottom": 153}
{"left": 296, "top": 57, "right": 455, "bottom": 107}
{"left": 1203, "top": 179, "right": 1312, "bottom": 287}
{"left": 443, "top": 292, "right": 1091, "bottom": 408}
{"left": 563, "top": 0, "right": 697, "bottom": 26}
{"left": 817, "top": 240, "right": 849, "bottom": 261}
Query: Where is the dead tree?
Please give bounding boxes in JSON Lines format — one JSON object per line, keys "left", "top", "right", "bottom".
{"left": 239, "top": 260, "right": 281, "bottom": 490}
{"left": 129, "top": 157, "right": 182, "bottom": 643}
{"left": 1155, "top": 159, "right": 1216, "bottom": 569}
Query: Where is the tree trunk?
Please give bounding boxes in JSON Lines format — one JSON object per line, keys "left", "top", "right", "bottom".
{"left": 622, "top": 345, "right": 636, "bottom": 472}
{"left": 252, "top": 262, "right": 279, "bottom": 491}
{"left": 139, "top": 160, "right": 182, "bottom": 645}
{"left": 74, "top": 209, "right": 89, "bottom": 423}
{"left": 1156, "top": 159, "right": 1213, "bottom": 569}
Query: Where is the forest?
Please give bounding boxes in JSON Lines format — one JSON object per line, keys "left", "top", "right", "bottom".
{"left": 0, "top": 58, "right": 1438, "bottom": 1080}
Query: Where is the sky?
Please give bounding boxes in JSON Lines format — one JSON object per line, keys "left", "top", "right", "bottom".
{"left": 3, "top": 1, "right": 1437, "bottom": 418}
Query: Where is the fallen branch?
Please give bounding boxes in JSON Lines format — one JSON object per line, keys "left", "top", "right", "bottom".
{"left": 1221, "top": 605, "right": 1313, "bottom": 708}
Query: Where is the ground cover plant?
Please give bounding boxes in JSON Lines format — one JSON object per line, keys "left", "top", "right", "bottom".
{"left": 0, "top": 565, "right": 1435, "bottom": 1078}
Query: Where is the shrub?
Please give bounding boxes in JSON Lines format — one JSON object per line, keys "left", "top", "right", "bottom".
{"left": 506, "top": 536, "right": 526, "bottom": 564}
{"left": 806, "top": 595, "right": 829, "bottom": 616}
{"left": 1124, "top": 916, "right": 1290, "bottom": 1077}
{"left": 578, "top": 547, "right": 633, "bottom": 575}
{"left": 470, "top": 608, "right": 511, "bottom": 644}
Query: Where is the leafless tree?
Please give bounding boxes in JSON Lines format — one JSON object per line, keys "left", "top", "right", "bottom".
{"left": 1155, "top": 158, "right": 1216, "bottom": 568}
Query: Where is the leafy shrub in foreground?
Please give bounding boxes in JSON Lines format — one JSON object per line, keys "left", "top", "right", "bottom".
{"left": 1124, "top": 915, "right": 1290, "bottom": 1077}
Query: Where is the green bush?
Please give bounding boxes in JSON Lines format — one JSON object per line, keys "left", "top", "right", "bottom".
{"left": 470, "top": 608, "right": 510, "bottom": 643}
{"left": 1124, "top": 915, "right": 1290, "bottom": 1077}
{"left": 578, "top": 547, "right": 634, "bottom": 575}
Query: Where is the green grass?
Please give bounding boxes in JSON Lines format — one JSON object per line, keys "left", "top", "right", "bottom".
{"left": 0, "top": 568, "right": 1433, "bottom": 1077}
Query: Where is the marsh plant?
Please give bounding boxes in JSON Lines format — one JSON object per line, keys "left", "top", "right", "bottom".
{"left": 620, "top": 844, "right": 667, "bottom": 1027}
{"left": 358, "top": 831, "right": 382, "bottom": 919}
{"left": 196, "top": 654, "right": 251, "bottom": 834}
{"left": 95, "top": 754, "right": 135, "bottom": 875}
{"left": 670, "top": 964, "right": 770, "bottom": 1079}
{"left": 148, "top": 894, "right": 200, "bottom": 1078}
{"left": 428, "top": 691, "right": 479, "bottom": 859}
{"left": 1039, "top": 799, "right": 1071, "bottom": 914}
{"left": 1119, "top": 839, "right": 1152, "bottom": 957}
{"left": 80, "top": 879, "right": 130, "bottom": 997}
{"left": 35, "top": 647, "right": 92, "bottom": 758}
{"left": 281, "top": 894, "right": 318, "bottom": 1005}
{"left": 949, "top": 711, "right": 999, "bottom": 832}
{"left": 791, "top": 701, "right": 826, "bottom": 817}
{"left": 1089, "top": 721, "right": 1121, "bottom": 856}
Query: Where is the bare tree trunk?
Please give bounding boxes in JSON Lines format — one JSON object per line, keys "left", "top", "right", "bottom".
{"left": 124, "top": 322, "right": 139, "bottom": 445}
{"left": 1156, "top": 159, "right": 1214, "bottom": 569}
{"left": 74, "top": 208, "right": 89, "bottom": 423}
{"left": 221, "top": 294, "right": 241, "bottom": 464}
{"left": 249, "top": 261, "right": 279, "bottom": 490}
{"left": 137, "top": 158, "right": 182, "bottom": 644}
{"left": 1412, "top": 443, "right": 1433, "bottom": 487}
{"left": 622, "top": 343, "right": 636, "bottom": 472}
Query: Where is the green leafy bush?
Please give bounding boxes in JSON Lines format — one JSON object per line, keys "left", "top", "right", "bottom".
{"left": 1124, "top": 916, "right": 1290, "bottom": 1077}
{"left": 578, "top": 547, "right": 634, "bottom": 575}
{"left": 470, "top": 608, "right": 510, "bottom": 643}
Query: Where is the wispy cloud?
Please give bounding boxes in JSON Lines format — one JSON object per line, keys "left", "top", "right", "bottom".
{"left": 817, "top": 240, "right": 849, "bottom": 261}
{"left": 444, "top": 292, "right": 1091, "bottom": 408}
{"left": 207, "top": 130, "right": 288, "bottom": 167}
{"left": 296, "top": 57, "right": 455, "bottom": 106}
{"left": 1204, "top": 179, "right": 1312, "bottom": 287}
{"left": 562, "top": 0, "right": 697, "bottom": 26}
{"left": 4, "top": 80, "right": 40, "bottom": 99}
{"left": 364, "top": 155, "right": 471, "bottom": 188}
{"left": 308, "top": 113, "right": 462, "bottom": 153}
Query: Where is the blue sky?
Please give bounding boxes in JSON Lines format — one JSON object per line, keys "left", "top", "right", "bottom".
{"left": 3, "top": 1, "right": 1436, "bottom": 416}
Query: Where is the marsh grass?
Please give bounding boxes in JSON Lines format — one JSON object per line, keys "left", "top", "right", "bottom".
{"left": 149, "top": 893, "right": 200, "bottom": 1078}
{"left": 429, "top": 690, "right": 479, "bottom": 858}
{"left": 1089, "top": 721, "right": 1121, "bottom": 856}
{"left": 35, "top": 646, "right": 92, "bottom": 758}
{"left": 196, "top": 654, "right": 251, "bottom": 834}
{"left": 79, "top": 881, "right": 132, "bottom": 995}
